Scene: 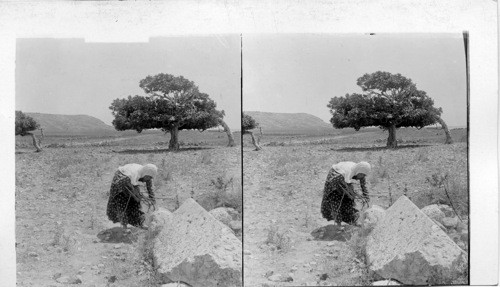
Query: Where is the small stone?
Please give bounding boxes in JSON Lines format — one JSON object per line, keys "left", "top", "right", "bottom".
{"left": 437, "top": 205, "right": 455, "bottom": 217}
{"left": 77, "top": 268, "right": 86, "bottom": 275}
{"left": 319, "top": 273, "right": 329, "bottom": 280}
{"left": 229, "top": 220, "right": 242, "bottom": 232}
{"left": 303, "top": 263, "right": 310, "bottom": 268}
{"left": 97, "top": 264, "right": 104, "bottom": 268}
{"left": 327, "top": 242, "right": 335, "bottom": 247}
{"left": 456, "top": 221, "right": 467, "bottom": 232}
{"left": 74, "top": 276, "right": 82, "bottom": 284}
{"left": 290, "top": 266, "right": 298, "bottom": 272}
{"left": 310, "top": 261, "right": 317, "bottom": 265}
{"left": 53, "top": 273, "right": 62, "bottom": 280}
{"left": 283, "top": 276, "right": 293, "bottom": 282}
{"left": 264, "top": 270, "right": 274, "bottom": 278}
{"left": 372, "top": 279, "right": 401, "bottom": 285}
{"left": 268, "top": 274, "right": 282, "bottom": 282}
{"left": 114, "top": 244, "right": 122, "bottom": 249}
{"left": 442, "top": 217, "right": 459, "bottom": 229}
{"left": 108, "top": 275, "right": 117, "bottom": 283}
{"left": 28, "top": 252, "right": 38, "bottom": 257}
{"left": 56, "top": 276, "right": 71, "bottom": 284}
{"left": 91, "top": 265, "right": 98, "bottom": 270}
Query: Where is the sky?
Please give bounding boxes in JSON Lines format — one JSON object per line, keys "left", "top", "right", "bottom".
{"left": 16, "top": 34, "right": 468, "bottom": 130}
{"left": 243, "top": 33, "right": 468, "bottom": 128}
{"left": 16, "top": 35, "right": 241, "bottom": 130}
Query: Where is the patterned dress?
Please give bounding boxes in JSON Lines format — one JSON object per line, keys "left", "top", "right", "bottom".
{"left": 320, "top": 168, "right": 368, "bottom": 225}
{"left": 106, "top": 171, "right": 155, "bottom": 227}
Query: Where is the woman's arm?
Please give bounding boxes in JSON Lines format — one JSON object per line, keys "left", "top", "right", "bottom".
{"left": 145, "top": 179, "right": 155, "bottom": 202}
{"left": 360, "top": 177, "right": 369, "bottom": 199}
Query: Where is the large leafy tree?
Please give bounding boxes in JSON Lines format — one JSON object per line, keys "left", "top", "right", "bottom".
{"left": 110, "top": 73, "right": 229, "bottom": 150}
{"left": 328, "top": 71, "right": 450, "bottom": 148}
{"left": 242, "top": 113, "right": 262, "bottom": 151}
{"left": 15, "top": 111, "right": 42, "bottom": 152}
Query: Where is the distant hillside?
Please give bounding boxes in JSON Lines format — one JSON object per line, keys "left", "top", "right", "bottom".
{"left": 244, "top": 111, "right": 334, "bottom": 133}
{"left": 26, "top": 113, "right": 117, "bottom": 136}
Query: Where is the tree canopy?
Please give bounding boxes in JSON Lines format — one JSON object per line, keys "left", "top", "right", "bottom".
{"left": 242, "top": 113, "right": 259, "bottom": 133}
{"left": 15, "top": 111, "right": 39, "bottom": 136}
{"left": 328, "top": 71, "right": 443, "bottom": 148}
{"left": 110, "top": 73, "right": 225, "bottom": 150}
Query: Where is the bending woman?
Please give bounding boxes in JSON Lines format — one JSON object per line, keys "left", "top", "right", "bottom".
{"left": 320, "top": 161, "right": 371, "bottom": 228}
{"left": 107, "top": 163, "right": 158, "bottom": 230}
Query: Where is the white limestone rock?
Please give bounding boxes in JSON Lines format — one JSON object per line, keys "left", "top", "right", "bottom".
{"left": 366, "top": 196, "right": 467, "bottom": 285}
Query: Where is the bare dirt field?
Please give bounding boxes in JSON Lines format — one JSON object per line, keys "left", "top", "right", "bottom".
{"left": 15, "top": 130, "right": 241, "bottom": 287}
{"left": 243, "top": 127, "right": 468, "bottom": 286}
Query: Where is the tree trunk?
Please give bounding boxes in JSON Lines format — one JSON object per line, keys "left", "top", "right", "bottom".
{"left": 26, "top": 132, "right": 42, "bottom": 152}
{"left": 386, "top": 124, "right": 397, "bottom": 148}
{"left": 169, "top": 125, "right": 180, "bottom": 150}
{"left": 218, "top": 119, "right": 236, "bottom": 147}
{"left": 436, "top": 116, "right": 453, "bottom": 144}
{"left": 245, "top": 131, "right": 262, "bottom": 151}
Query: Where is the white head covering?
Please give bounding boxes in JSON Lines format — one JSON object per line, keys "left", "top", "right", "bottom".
{"left": 118, "top": 163, "right": 158, "bottom": 186}
{"left": 332, "top": 161, "right": 371, "bottom": 184}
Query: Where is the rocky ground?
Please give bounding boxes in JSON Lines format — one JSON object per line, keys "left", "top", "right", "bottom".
{"left": 15, "top": 141, "right": 241, "bottom": 287}
{"left": 243, "top": 132, "right": 468, "bottom": 286}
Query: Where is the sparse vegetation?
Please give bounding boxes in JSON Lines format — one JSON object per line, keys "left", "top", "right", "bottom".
{"left": 16, "top": 130, "right": 240, "bottom": 285}
{"left": 265, "top": 226, "right": 291, "bottom": 252}
{"left": 244, "top": 127, "right": 467, "bottom": 285}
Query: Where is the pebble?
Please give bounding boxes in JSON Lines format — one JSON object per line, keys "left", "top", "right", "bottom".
{"left": 442, "top": 217, "right": 459, "bottom": 229}
{"left": 290, "top": 266, "right": 298, "bottom": 272}
{"left": 114, "top": 244, "right": 122, "bottom": 249}
{"left": 56, "top": 276, "right": 71, "bottom": 284}
{"left": 77, "top": 268, "right": 86, "bottom": 275}
{"left": 264, "top": 270, "right": 274, "bottom": 277}
{"left": 28, "top": 252, "right": 38, "bottom": 257}
{"left": 310, "top": 261, "right": 317, "bottom": 265}
{"left": 268, "top": 274, "right": 282, "bottom": 282}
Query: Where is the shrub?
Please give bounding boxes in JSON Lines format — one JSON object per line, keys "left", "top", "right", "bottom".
{"left": 265, "top": 226, "right": 291, "bottom": 252}
{"left": 425, "top": 172, "right": 468, "bottom": 217}
{"left": 197, "top": 175, "right": 242, "bottom": 213}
